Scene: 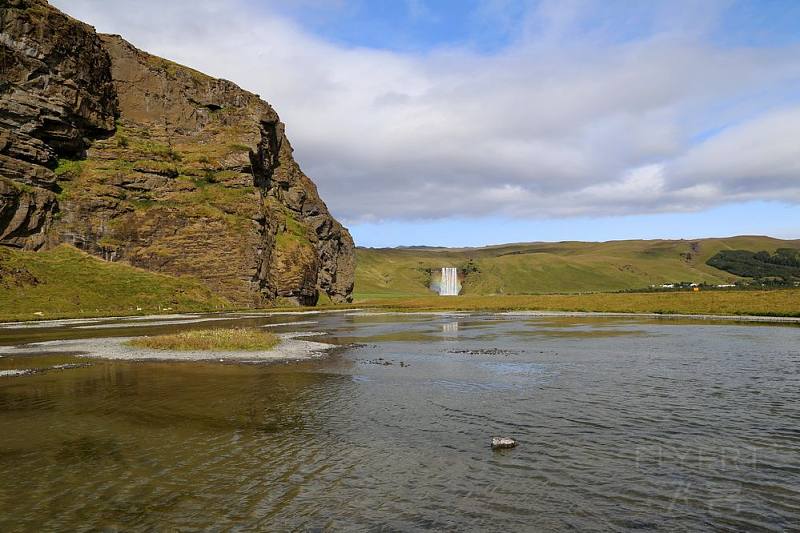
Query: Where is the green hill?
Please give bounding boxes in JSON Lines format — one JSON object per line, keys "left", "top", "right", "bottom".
{"left": 355, "top": 236, "right": 800, "bottom": 299}
{"left": 0, "top": 245, "right": 230, "bottom": 321}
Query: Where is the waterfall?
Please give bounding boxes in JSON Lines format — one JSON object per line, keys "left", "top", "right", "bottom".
{"left": 439, "top": 267, "right": 459, "bottom": 296}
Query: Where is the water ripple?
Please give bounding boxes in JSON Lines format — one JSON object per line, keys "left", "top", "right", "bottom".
{"left": 1, "top": 314, "right": 799, "bottom": 530}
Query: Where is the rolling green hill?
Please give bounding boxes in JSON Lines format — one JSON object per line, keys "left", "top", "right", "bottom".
{"left": 355, "top": 236, "right": 800, "bottom": 299}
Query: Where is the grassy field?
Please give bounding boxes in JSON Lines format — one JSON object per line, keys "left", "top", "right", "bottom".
{"left": 0, "top": 245, "right": 230, "bottom": 321}
{"left": 355, "top": 236, "right": 800, "bottom": 299}
{"left": 3, "top": 237, "right": 799, "bottom": 322}
{"left": 354, "top": 290, "right": 800, "bottom": 317}
{"left": 127, "top": 328, "right": 279, "bottom": 351}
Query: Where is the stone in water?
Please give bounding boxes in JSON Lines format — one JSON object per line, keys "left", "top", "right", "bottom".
{"left": 491, "top": 437, "right": 518, "bottom": 449}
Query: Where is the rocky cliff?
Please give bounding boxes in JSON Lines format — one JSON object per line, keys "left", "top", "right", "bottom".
{"left": 0, "top": 0, "right": 117, "bottom": 249}
{"left": 0, "top": 0, "right": 354, "bottom": 305}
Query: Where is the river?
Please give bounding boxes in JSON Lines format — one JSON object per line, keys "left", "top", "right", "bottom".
{"left": 1, "top": 311, "right": 798, "bottom": 531}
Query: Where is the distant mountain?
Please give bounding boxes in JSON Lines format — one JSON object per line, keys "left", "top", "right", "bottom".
{"left": 355, "top": 236, "right": 800, "bottom": 298}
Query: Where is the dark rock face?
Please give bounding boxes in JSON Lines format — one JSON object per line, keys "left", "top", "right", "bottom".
{"left": 0, "top": 1, "right": 354, "bottom": 304}
{"left": 0, "top": 174, "right": 56, "bottom": 247}
{"left": 0, "top": 0, "right": 117, "bottom": 249}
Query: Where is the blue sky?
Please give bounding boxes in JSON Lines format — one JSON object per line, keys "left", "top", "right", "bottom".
{"left": 261, "top": 0, "right": 528, "bottom": 52}
{"left": 266, "top": 0, "right": 800, "bottom": 52}
{"left": 54, "top": 0, "right": 800, "bottom": 247}
{"left": 354, "top": 201, "right": 800, "bottom": 248}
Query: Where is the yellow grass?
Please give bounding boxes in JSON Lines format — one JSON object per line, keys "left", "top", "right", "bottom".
{"left": 127, "top": 328, "right": 279, "bottom": 351}
{"left": 354, "top": 289, "right": 800, "bottom": 317}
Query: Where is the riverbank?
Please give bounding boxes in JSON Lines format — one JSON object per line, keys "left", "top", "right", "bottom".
{"left": 355, "top": 290, "right": 800, "bottom": 318}
{"left": 2, "top": 287, "right": 798, "bottom": 324}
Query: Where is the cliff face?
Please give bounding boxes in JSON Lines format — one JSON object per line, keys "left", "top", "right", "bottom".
{"left": 0, "top": 0, "right": 117, "bottom": 249}
{"left": 0, "top": 1, "right": 354, "bottom": 305}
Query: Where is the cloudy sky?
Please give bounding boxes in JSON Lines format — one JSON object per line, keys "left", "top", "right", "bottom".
{"left": 53, "top": 0, "right": 800, "bottom": 246}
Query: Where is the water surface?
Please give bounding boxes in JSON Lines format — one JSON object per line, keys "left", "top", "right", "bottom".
{"left": 1, "top": 312, "right": 799, "bottom": 531}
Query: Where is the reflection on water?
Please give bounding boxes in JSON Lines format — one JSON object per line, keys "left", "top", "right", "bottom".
{"left": 1, "top": 312, "right": 800, "bottom": 530}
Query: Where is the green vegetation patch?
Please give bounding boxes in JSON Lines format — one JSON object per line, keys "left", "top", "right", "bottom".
{"left": 145, "top": 54, "right": 212, "bottom": 83}
{"left": 0, "top": 245, "right": 230, "bottom": 321}
{"left": 707, "top": 249, "right": 800, "bottom": 282}
{"left": 127, "top": 328, "right": 279, "bottom": 351}
{"left": 1, "top": 176, "right": 34, "bottom": 193}
{"left": 54, "top": 158, "right": 83, "bottom": 177}
{"left": 228, "top": 143, "right": 251, "bottom": 153}
{"left": 277, "top": 210, "right": 310, "bottom": 248}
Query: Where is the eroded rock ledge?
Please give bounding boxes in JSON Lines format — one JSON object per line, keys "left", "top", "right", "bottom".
{"left": 0, "top": 0, "right": 354, "bottom": 305}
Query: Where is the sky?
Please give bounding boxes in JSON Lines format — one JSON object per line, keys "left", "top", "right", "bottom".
{"left": 52, "top": 0, "right": 800, "bottom": 247}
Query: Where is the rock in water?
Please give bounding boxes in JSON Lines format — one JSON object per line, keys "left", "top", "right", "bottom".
{"left": 491, "top": 437, "right": 518, "bottom": 449}
{"left": 0, "top": 0, "right": 355, "bottom": 306}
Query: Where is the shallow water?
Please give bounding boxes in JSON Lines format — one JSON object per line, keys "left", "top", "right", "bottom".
{"left": 1, "top": 312, "right": 799, "bottom": 531}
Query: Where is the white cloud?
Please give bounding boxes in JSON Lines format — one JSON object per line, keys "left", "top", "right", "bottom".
{"left": 670, "top": 107, "right": 800, "bottom": 192}
{"left": 51, "top": 0, "right": 800, "bottom": 223}
{"left": 581, "top": 164, "right": 665, "bottom": 200}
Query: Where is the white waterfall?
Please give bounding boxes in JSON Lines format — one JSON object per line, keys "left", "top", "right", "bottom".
{"left": 439, "top": 267, "right": 459, "bottom": 296}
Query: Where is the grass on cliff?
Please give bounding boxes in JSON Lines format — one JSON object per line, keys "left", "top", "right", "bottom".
{"left": 0, "top": 245, "right": 230, "bottom": 321}
{"left": 127, "top": 328, "right": 279, "bottom": 351}
{"left": 355, "top": 290, "right": 800, "bottom": 317}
